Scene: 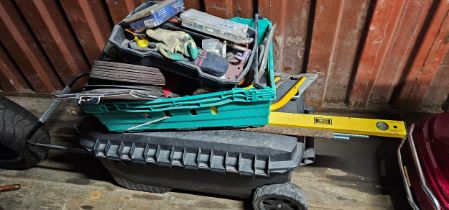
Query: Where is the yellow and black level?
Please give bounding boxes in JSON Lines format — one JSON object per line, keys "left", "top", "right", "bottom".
{"left": 269, "top": 112, "right": 407, "bottom": 139}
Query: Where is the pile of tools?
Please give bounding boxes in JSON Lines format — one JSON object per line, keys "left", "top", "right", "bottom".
{"left": 57, "top": 0, "right": 274, "bottom": 105}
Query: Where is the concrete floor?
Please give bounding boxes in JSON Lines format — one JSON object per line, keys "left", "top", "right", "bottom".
{"left": 0, "top": 96, "right": 412, "bottom": 210}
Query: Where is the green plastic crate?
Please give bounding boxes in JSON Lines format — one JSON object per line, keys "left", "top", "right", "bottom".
{"left": 81, "top": 18, "right": 275, "bottom": 132}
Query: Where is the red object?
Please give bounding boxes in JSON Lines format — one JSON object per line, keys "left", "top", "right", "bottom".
{"left": 400, "top": 112, "right": 449, "bottom": 210}
{"left": 0, "top": 184, "right": 20, "bottom": 192}
{"left": 414, "top": 112, "right": 449, "bottom": 209}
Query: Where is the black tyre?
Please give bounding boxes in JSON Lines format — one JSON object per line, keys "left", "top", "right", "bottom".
{"left": 0, "top": 95, "right": 50, "bottom": 169}
{"left": 252, "top": 183, "right": 308, "bottom": 210}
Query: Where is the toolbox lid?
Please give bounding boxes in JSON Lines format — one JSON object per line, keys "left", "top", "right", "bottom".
{"left": 79, "top": 129, "right": 304, "bottom": 177}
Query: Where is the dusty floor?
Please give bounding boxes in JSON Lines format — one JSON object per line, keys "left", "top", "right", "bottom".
{"left": 0, "top": 97, "right": 412, "bottom": 210}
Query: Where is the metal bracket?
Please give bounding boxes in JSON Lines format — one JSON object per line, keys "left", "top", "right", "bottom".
{"left": 26, "top": 73, "right": 91, "bottom": 154}
{"left": 332, "top": 133, "right": 369, "bottom": 140}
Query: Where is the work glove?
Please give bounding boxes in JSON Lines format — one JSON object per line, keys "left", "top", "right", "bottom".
{"left": 146, "top": 28, "right": 199, "bottom": 61}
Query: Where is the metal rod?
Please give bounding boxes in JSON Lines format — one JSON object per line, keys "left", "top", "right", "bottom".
{"left": 253, "top": 13, "right": 261, "bottom": 88}
{"left": 257, "top": 24, "right": 276, "bottom": 79}
{"left": 333, "top": 133, "right": 369, "bottom": 140}
{"left": 39, "top": 73, "right": 89, "bottom": 123}
{"left": 406, "top": 124, "right": 441, "bottom": 209}
{"left": 26, "top": 73, "right": 90, "bottom": 153}
{"left": 127, "top": 116, "right": 170, "bottom": 131}
{"left": 397, "top": 130, "right": 420, "bottom": 210}
{"left": 27, "top": 141, "right": 90, "bottom": 154}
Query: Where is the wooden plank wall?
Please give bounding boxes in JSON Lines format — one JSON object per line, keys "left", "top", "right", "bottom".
{"left": 0, "top": 0, "right": 448, "bottom": 112}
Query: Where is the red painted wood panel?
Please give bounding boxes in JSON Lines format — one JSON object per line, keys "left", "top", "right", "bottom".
{"left": 349, "top": 0, "right": 401, "bottom": 107}
{"left": 420, "top": 52, "right": 449, "bottom": 111}
{"left": 0, "top": 0, "right": 62, "bottom": 92}
{"left": 184, "top": 0, "right": 202, "bottom": 10}
{"left": 106, "top": 0, "right": 145, "bottom": 24}
{"left": 321, "top": 0, "right": 371, "bottom": 107}
{"left": 259, "top": 0, "right": 310, "bottom": 74}
{"left": 61, "top": 0, "right": 112, "bottom": 63}
{"left": 204, "top": 0, "right": 253, "bottom": 18}
{"left": 350, "top": 0, "right": 435, "bottom": 108}
{"left": 232, "top": 0, "right": 253, "bottom": 18}
{"left": 204, "top": 0, "right": 234, "bottom": 18}
{"left": 0, "top": 44, "right": 31, "bottom": 92}
{"left": 368, "top": 0, "right": 433, "bottom": 105}
{"left": 305, "top": 0, "right": 342, "bottom": 108}
{"left": 16, "top": 0, "right": 89, "bottom": 84}
{"left": 393, "top": 0, "right": 449, "bottom": 110}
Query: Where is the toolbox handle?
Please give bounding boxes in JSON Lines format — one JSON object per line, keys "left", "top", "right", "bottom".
{"left": 270, "top": 73, "right": 317, "bottom": 111}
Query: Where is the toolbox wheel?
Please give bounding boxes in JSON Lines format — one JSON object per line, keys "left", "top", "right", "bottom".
{"left": 252, "top": 183, "right": 308, "bottom": 210}
{"left": 0, "top": 95, "right": 50, "bottom": 169}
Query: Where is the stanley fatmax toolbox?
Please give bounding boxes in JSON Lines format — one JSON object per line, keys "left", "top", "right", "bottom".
{"left": 79, "top": 129, "right": 310, "bottom": 198}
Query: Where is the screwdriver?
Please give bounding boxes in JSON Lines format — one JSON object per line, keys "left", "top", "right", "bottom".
{"left": 0, "top": 184, "right": 20, "bottom": 192}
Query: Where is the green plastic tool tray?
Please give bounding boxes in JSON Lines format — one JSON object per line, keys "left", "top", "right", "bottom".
{"left": 81, "top": 18, "right": 275, "bottom": 132}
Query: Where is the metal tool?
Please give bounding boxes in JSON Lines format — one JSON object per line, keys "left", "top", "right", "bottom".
{"left": 225, "top": 49, "right": 251, "bottom": 80}
{"left": 269, "top": 112, "right": 407, "bottom": 138}
{"left": 258, "top": 24, "right": 276, "bottom": 80}
{"left": 180, "top": 9, "right": 253, "bottom": 44}
{"left": 84, "top": 84, "right": 158, "bottom": 91}
{"left": 122, "top": 0, "right": 184, "bottom": 31}
{"left": 124, "top": 28, "right": 147, "bottom": 39}
{"left": 26, "top": 73, "right": 91, "bottom": 154}
{"left": 266, "top": 72, "right": 406, "bottom": 139}
{"left": 90, "top": 60, "right": 165, "bottom": 86}
{"left": 127, "top": 116, "right": 171, "bottom": 131}
{"left": 253, "top": 13, "right": 262, "bottom": 89}
{"left": 55, "top": 88, "right": 162, "bottom": 105}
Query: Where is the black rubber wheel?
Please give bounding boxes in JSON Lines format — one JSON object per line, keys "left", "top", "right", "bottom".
{"left": 0, "top": 95, "right": 50, "bottom": 169}
{"left": 252, "top": 183, "right": 308, "bottom": 210}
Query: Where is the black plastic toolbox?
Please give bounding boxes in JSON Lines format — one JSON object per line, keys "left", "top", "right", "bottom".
{"left": 79, "top": 129, "right": 307, "bottom": 198}
{"left": 104, "top": 2, "right": 258, "bottom": 88}
{"left": 101, "top": 23, "right": 257, "bottom": 88}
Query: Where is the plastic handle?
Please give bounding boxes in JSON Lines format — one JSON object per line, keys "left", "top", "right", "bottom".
{"left": 270, "top": 77, "right": 307, "bottom": 111}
